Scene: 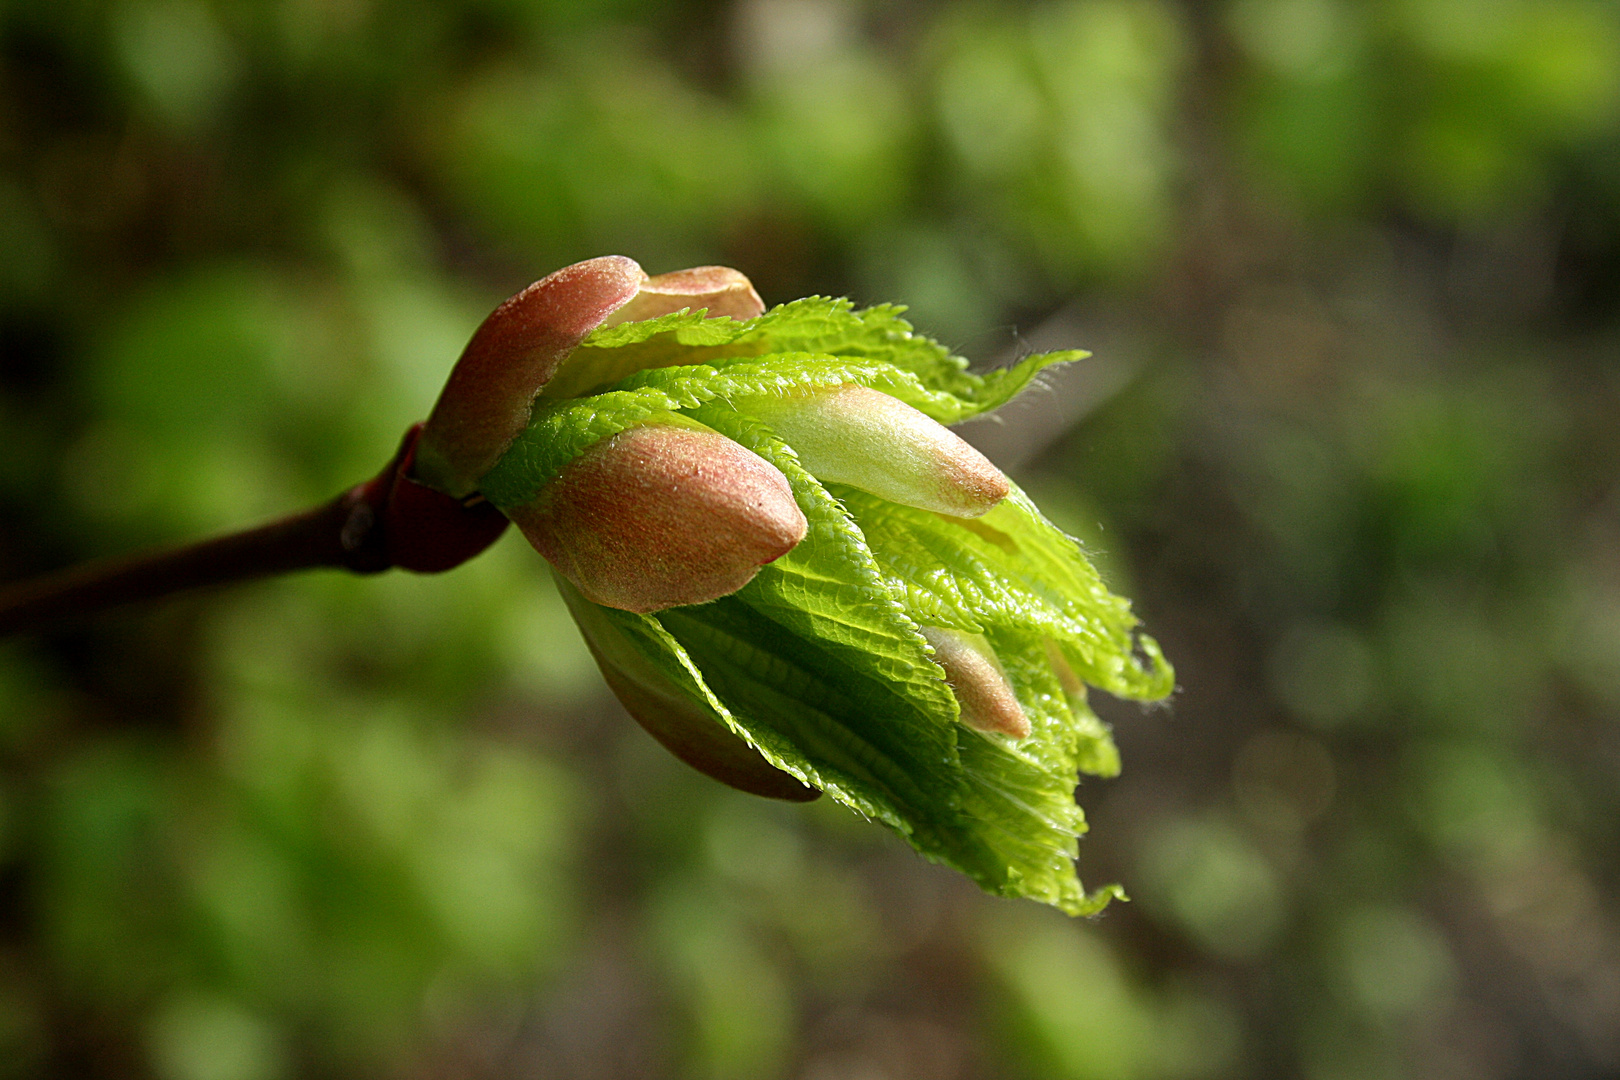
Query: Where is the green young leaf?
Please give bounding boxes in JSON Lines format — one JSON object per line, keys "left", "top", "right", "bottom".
{"left": 541, "top": 296, "right": 1082, "bottom": 421}
{"left": 839, "top": 486, "right": 1174, "bottom": 702}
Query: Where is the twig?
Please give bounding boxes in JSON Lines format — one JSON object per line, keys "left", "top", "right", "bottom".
{"left": 0, "top": 491, "right": 384, "bottom": 638}
{"left": 0, "top": 424, "right": 508, "bottom": 639}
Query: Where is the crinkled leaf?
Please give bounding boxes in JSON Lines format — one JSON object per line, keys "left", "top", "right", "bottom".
{"left": 663, "top": 584, "right": 1119, "bottom": 910}
{"left": 542, "top": 296, "right": 1082, "bottom": 420}
{"left": 832, "top": 487, "right": 1146, "bottom": 912}
{"left": 691, "top": 405, "right": 960, "bottom": 727}
{"left": 559, "top": 578, "right": 842, "bottom": 802}
{"left": 613, "top": 355, "right": 970, "bottom": 420}
{"left": 482, "top": 346, "right": 1079, "bottom": 510}
{"left": 838, "top": 485, "right": 1174, "bottom": 702}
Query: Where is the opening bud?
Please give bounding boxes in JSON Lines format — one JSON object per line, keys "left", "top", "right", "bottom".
{"left": 922, "top": 626, "right": 1030, "bottom": 739}
{"left": 417, "top": 256, "right": 647, "bottom": 497}
{"left": 746, "top": 384, "right": 1009, "bottom": 518}
{"left": 508, "top": 424, "right": 808, "bottom": 613}
{"left": 416, "top": 258, "right": 769, "bottom": 499}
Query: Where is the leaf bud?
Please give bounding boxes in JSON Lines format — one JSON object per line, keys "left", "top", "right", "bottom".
{"left": 417, "top": 256, "right": 647, "bottom": 498}
{"left": 416, "top": 260, "right": 770, "bottom": 500}
{"left": 922, "top": 626, "right": 1031, "bottom": 739}
{"left": 507, "top": 424, "right": 808, "bottom": 613}
{"left": 747, "top": 384, "right": 1009, "bottom": 517}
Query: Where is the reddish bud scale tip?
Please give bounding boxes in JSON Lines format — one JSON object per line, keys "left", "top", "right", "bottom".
{"left": 509, "top": 424, "right": 808, "bottom": 614}
{"left": 417, "top": 255, "right": 649, "bottom": 498}
{"left": 922, "top": 626, "right": 1031, "bottom": 740}
{"left": 603, "top": 265, "right": 765, "bottom": 326}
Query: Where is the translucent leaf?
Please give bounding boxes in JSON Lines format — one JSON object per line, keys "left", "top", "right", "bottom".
{"left": 839, "top": 486, "right": 1174, "bottom": 702}
{"left": 541, "top": 296, "right": 1082, "bottom": 420}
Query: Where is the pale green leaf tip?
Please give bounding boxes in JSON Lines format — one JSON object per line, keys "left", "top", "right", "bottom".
{"left": 1071, "top": 882, "right": 1129, "bottom": 918}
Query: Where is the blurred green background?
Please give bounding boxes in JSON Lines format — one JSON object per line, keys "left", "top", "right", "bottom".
{"left": 1, "top": 0, "right": 1618, "bottom": 1076}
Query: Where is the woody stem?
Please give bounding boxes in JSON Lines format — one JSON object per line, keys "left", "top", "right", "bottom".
{"left": 0, "top": 488, "right": 387, "bottom": 639}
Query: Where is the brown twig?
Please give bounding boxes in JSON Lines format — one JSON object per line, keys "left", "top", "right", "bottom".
{"left": 0, "top": 490, "right": 386, "bottom": 639}
{"left": 0, "top": 424, "right": 509, "bottom": 639}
